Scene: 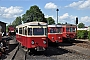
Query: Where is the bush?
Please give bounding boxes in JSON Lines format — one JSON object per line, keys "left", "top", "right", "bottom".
{"left": 77, "top": 30, "right": 88, "bottom": 39}
{"left": 88, "top": 31, "right": 90, "bottom": 40}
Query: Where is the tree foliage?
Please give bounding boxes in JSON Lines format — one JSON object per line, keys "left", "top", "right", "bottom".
{"left": 57, "top": 23, "right": 61, "bottom": 24}
{"left": 88, "top": 31, "right": 90, "bottom": 40}
{"left": 11, "top": 5, "right": 56, "bottom": 28}
{"left": 78, "top": 23, "right": 85, "bottom": 28}
{"left": 46, "top": 17, "right": 55, "bottom": 25}
{"left": 77, "top": 30, "right": 88, "bottom": 39}
{"left": 22, "top": 5, "right": 47, "bottom": 23}
{"left": 12, "top": 16, "right": 22, "bottom": 27}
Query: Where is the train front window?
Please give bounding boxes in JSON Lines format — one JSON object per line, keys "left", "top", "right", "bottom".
{"left": 56, "top": 27, "right": 62, "bottom": 33}
{"left": 33, "top": 28, "right": 44, "bottom": 35}
{"left": 50, "top": 28, "right": 56, "bottom": 33}
{"left": 50, "top": 28, "right": 62, "bottom": 33}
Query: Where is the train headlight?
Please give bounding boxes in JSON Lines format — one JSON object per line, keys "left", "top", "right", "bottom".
{"left": 58, "top": 37, "right": 60, "bottom": 39}
{"left": 43, "top": 40, "right": 46, "bottom": 44}
{"left": 66, "top": 34, "right": 69, "bottom": 37}
{"left": 52, "top": 37, "right": 54, "bottom": 40}
{"left": 31, "top": 40, "right": 34, "bottom": 45}
{"left": 0, "top": 42, "right": 3, "bottom": 48}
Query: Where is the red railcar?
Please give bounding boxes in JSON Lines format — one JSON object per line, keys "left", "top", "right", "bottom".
{"left": 16, "top": 22, "right": 48, "bottom": 52}
{"left": 8, "top": 25, "right": 16, "bottom": 36}
{"left": 61, "top": 24, "right": 76, "bottom": 41}
{"left": 48, "top": 25, "right": 63, "bottom": 43}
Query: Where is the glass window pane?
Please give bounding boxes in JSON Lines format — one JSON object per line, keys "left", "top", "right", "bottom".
{"left": 73, "top": 28, "right": 75, "bottom": 32}
{"left": 19, "top": 28, "right": 22, "bottom": 34}
{"left": 33, "top": 28, "right": 44, "bottom": 35}
{"left": 28, "top": 28, "right": 32, "bottom": 35}
{"left": 16, "top": 28, "right": 18, "bottom": 33}
{"left": 56, "top": 27, "right": 62, "bottom": 33}
{"left": 50, "top": 28, "right": 56, "bottom": 33}
{"left": 66, "top": 28, "right": 69, "bottom": 32}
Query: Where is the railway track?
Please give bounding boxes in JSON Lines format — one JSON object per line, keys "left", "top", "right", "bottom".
{"left": 12, "top": 39, "right": 90, "bottom": 60}
{"left": 58, "top": 39, "right": 90, "bottom": 58}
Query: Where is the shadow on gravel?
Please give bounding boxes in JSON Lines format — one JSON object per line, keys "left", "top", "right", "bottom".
{"left": 28, "top": 46, "right": 70, "bottom": 57}
{"left": 28, "top": 40, "right": 86, "bottom": 57}
{"left": 58, "top": 39, "right": 84, "bottom": 47}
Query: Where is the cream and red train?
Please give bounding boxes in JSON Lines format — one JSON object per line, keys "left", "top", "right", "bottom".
{"left": 16, "top": 21, "right": 48, "bottom": 52}
{"left": 8, "top": 25, "right": 16, "bottom": 36}
{"left": 48, "top": 25, "right": 63, "bottom": 43}
{"left": 48, "top": 24, "right": 77, "bottom": 42}
{"left": 61, "top": 24, "right": 77, "bottom": 41}
{"left": 16, "top": 21, "right": 77, "bottom": 52}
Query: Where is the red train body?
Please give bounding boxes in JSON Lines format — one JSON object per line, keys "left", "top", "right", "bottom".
{"left": 61, "top": 24, "right": 76, "bottom": 40}
{"left": 8, "top": 25, "right": 16, "bottom": 36}
{"left": 48, "top": 25, "right": 63, "bottom": 43}
{"left": 16, "top": 22, "right": 48, "bottom": 51}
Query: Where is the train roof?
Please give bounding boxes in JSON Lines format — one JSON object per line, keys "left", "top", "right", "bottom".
{"left": 16, "top": 21, "right": 47, "bottom": 27}
{"left": 48, "top": 24, "right": 62, "bottom": 27}
{"left": 60, "top": 24, "right": 76, "bottom": 26}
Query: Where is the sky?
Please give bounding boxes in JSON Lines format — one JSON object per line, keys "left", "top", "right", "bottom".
{"left": 0, "top": 0, "right": 90, "bottom": 26}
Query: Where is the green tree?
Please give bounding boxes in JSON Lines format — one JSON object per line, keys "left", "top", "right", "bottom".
{"left": 88, "top": 31, "right": 90, "bottom": 40}
{"left": 57, "top": 23, "right": 61, "bottom": 24}
{"left": 12, "top": 16, "right": 22, "bottom": 27}
{"left": 78, "top": 23, "right": 85, "bottom": 28}
{"left": 22, "top": 5, "right": 47, "bottom": 23}
{"left": 46, "top": 17, "right": 55, "bottom": 25}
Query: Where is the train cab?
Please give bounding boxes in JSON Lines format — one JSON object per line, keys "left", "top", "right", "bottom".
{"left": 48, "top": 25, "right": 63, "bottom": 43}
{"left": 62, "top": 24, "right": 76, "bottom": 40}
{"left": 16, "top": 21, "right": 48, "bottom": 52}
{"left": 8, "top": 25, "right": 16, "bottom": 36}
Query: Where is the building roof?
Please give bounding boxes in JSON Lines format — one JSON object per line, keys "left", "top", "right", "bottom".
{"left": 0, "top": 21, "right": 7, "bottom": 24}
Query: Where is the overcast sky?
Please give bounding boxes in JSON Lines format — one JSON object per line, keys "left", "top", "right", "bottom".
{"left": 0, "top": 0, "right": 90, "bottom": 26}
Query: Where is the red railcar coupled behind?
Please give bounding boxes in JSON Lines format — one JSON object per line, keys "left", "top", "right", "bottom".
{"left": 48, "top": 25, "right": 63, "bottom": 43}
{"left": 16, "top": 22, "right": 48, "bottom": 52}
{"left": 61, "top": 24, "right": 76, "bottom": 41}
{"left": 8, "top": 25, "right": 16, "bottom": 36}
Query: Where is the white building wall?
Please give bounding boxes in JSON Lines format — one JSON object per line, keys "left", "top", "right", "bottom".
{"left": 77, "top": 27, "right": 90, "bottom": 31}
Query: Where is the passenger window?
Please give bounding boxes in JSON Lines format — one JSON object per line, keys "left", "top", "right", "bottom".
{"left": 50, "top": 28, "right": 54, "bottom": 33}
{"left": 28, "top": 28, "right": 32, "bottom": 35}
{"left": 19, "top": 28, "right": 22, "bottom": 34}
{"left": 66, "top": 28, "right": 69, "bottom": 32}
{"left": 73, "top": 28, "right": 75, "bottom": 32}
{"left": 16, "top": 28, "right": 18, "bottom": 33}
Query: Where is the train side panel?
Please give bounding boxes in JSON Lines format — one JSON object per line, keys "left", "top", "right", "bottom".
{"left": 48, "top": 33, "right": 62, "bottom": 43}
{"left": 62, "top": 24, "right": 76, "bottom": 40}
{"left": 48, "top": 25, "right": 63, "bottom": 43}
{"left": 16, "top": 22, "right": 48, "bottom": 51}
